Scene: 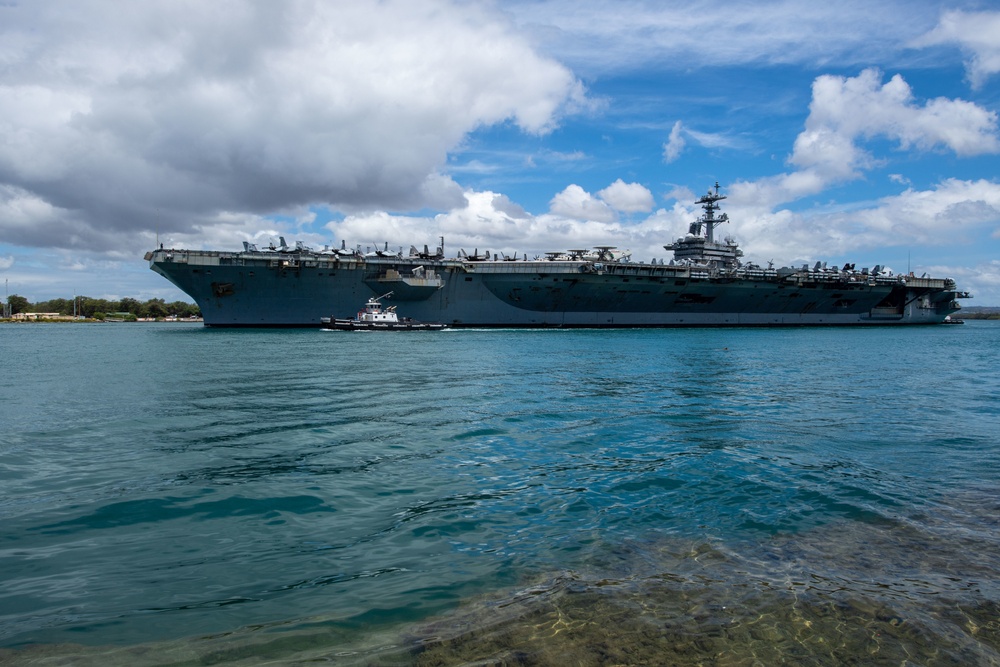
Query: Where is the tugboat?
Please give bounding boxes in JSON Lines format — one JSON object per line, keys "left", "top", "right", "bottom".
{"left": 321, "top": 292, "right": 448, "bottom": 331}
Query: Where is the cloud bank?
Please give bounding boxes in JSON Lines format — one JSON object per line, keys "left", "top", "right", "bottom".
{"left": 0, "top": 0, "right": 585, "bottom": 252}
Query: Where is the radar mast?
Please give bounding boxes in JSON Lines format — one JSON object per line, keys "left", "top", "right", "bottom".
{"left": 689, "top": 182, "right": 729, "bottom": 243}
{"left": 665, "top": 182, "right": 743, "bottom": 271}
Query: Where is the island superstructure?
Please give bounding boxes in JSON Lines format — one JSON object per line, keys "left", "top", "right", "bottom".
{"left": 147, "top": 183, "right": 969, "bottom": 327}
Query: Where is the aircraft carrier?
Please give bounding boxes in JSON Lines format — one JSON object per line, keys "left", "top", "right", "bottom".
{"left": 147, "top": 184, "right": 969, "bottom": 327}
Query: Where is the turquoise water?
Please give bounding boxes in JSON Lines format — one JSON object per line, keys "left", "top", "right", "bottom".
{"left": 1, "top": 322, "right": 998, "bottom": 665}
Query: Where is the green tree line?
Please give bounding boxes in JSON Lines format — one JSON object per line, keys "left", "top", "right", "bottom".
{"left": 6, "top": 294, "right": 200, "bottom": 319}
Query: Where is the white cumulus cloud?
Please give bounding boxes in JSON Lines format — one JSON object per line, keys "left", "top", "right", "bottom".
{"left": 793, "top": 69, "right": 1000, "bottom": 175}
{"left": 913, "top": 10, "right": 1000, "bottom": 89}
{"left": 549, "top": 184, "right": 617, "bottom": 222}
{"left": 597, "top": 180, "right": 655, "bottom": 213}
{"left": 0, "top": 0, "right": 586, "bottom": 252}
{"left": 736, "top": 69, "right": 1000, "bottom": 209}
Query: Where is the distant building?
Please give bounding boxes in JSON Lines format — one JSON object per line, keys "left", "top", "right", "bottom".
{"left": 13, "top": 313, "right": 66, "bottom": 321}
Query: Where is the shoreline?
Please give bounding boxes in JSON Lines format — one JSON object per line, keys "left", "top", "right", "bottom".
{"left": 1, "top": 317, "right": 203, "bottom": 324}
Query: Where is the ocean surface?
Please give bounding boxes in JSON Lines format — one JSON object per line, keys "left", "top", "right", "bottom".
{"left": 1, "top": 321, "right": 998, "bottom": 666}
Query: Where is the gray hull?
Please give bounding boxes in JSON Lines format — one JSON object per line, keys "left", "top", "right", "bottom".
{"left": 148, "top": 249, "right": 965, "bottom": 327}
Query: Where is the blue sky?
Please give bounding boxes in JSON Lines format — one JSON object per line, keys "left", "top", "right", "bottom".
{"left": 1, "top": 0, "right": 999, "bottom": 304}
